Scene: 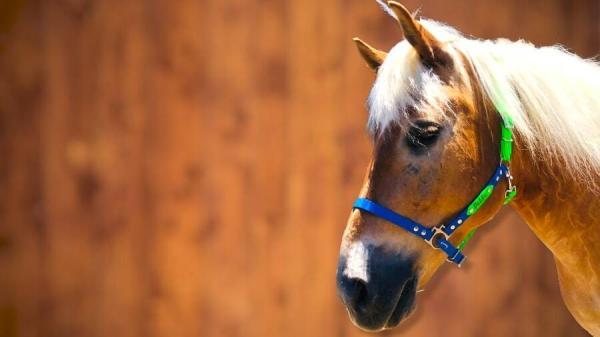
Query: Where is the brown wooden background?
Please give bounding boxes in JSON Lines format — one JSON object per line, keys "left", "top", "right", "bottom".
{"left": 0, "top": 0, "right": 598, "bottom": 336}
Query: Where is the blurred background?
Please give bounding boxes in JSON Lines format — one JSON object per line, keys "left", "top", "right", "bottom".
{"left": 0, "top": 0, "right": 598, "bottom": 336}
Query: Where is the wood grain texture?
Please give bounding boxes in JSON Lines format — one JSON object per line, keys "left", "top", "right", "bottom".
{"left": 0, "top": 0, "right": 597, "bottom": 337}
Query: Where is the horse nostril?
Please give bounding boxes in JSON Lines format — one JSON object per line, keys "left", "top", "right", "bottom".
{"left": 337, "top": 274, "right": 369, "bottom": 312}
{"left": 348, "top": 278, "right": 369, "bottom": 309}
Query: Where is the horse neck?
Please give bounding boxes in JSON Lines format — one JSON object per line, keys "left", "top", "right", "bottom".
{"left": 509, "top": 140, "right": 600, "bottom": 276}
{"left": 508, "top": 134, "right": 600, "bottom": 333}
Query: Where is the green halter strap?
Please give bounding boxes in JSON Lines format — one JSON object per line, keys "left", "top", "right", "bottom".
{"left": 457, "top": 101, "right": 517, "bottom": 251}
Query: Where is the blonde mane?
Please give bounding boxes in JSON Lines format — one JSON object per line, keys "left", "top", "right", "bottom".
{"left": 367, "top": 19, "right": 600, "bottom": 187}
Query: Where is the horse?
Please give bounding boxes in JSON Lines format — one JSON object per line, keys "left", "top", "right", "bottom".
{"left": 335, "top": 1, "right": 600, "bottom": 335}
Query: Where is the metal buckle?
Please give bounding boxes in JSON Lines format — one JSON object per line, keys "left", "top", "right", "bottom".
{"left": 504, "top": 166, "right": 517, "bottom": 202}
{"left": 506, "top": 167, "right": 514, "bottom": 189}
{"left": 426, "top": 225, "right": 449, "bottom": 249}
{"left": 428, "top": 225, "right": 467, "bottom": 267}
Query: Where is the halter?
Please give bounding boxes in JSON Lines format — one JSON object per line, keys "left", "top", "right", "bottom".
{"left": 353, "top": 115, "right": 517, "bottom": 266}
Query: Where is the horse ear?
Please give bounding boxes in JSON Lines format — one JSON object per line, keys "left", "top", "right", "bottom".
{"left": 353, "top": 38, "right": 387, "bottom": 71}
{"left": 386, "top": 1, "right": 449, "bottom": 66}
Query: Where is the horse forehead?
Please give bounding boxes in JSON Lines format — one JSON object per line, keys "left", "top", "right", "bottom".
{"left": 367, "top": 43, "right": 466, "bottom": 133}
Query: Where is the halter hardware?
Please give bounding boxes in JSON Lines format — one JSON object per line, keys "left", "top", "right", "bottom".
{"left": 353, "top": 116, "right": 517, "bottom": 266}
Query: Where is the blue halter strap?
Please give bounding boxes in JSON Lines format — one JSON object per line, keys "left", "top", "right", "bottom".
{"left": 352, "top": 119, "right": 517, "bottom": 266}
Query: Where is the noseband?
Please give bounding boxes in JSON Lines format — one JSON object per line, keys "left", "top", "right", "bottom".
{"left": 353, "top": 115, "right": 517, "bottom": 266}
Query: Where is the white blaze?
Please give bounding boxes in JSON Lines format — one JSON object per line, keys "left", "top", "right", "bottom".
{"left": 343, "top": 240, "right": 370, "bottom": 282}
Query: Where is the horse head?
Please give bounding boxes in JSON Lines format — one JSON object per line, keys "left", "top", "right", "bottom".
{"left": 336, "top": 2, "right": 511, "bottom": 331}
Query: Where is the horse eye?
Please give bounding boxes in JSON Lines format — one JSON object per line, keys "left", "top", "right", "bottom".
{"left": 406, "top": 121, "right": 442, "bottom": 149}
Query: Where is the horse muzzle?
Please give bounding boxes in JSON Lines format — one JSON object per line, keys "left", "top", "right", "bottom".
{"left": 336, "top": 244, "right": 418, "bottom": 331}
